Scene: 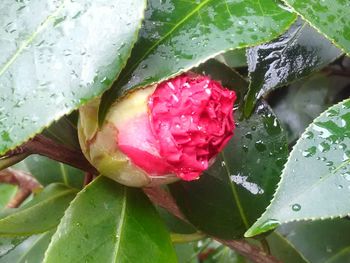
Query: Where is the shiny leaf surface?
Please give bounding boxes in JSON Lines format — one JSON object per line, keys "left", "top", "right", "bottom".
{"left": 246, "top": 99, "right": 350, "bottom": 237}
{"left": 271, "top": 73, "right": 332, "bottom": 143}
{"left": 44, "top": 176, "right": 177, "bottom": 263}
{"left": 42, "top": 112, "right": 80, "bottom": 150}
{"left": 0, "top": 184, "right": 77, "bottom": 235}
{"left": 244, "top": 18, "right": 342, "bottom": 117}
{"left": 215, "top": 49, "right": 247, "bottom": 68}
{"left": 267, "top": 232, "right": 309, "bottom": 263}
{"left": 283, "top": 0, "right": 350, "bottom": 54}
{"left": 0, "top": 0, "right": 146, "bottom": 154}
{"left": 170, "top": 101, "right": 288, "bottom": 239}
{"left": 0, "top": 231, "right": 54, "bottom": 263}
{"left": 99, "top": 0, "right": 296, "bottom": 122}
{"left": 279, "top": 219, "right": 350, "bottom": 263}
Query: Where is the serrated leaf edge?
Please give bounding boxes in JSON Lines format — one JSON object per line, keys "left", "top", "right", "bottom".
{"left": 245, "top": 98, "right": 350, "bottom": 237}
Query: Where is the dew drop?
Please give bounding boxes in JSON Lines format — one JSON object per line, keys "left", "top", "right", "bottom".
{"left": 326, "top": 161, "right": 334, "bottom": 166}
{"left": 292, "top": 203, "right": 301, "bottom": 211}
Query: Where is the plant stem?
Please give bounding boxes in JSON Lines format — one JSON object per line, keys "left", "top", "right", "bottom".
{"left": 0, "top": 153, "right": 29, "bottom": 171}
{"left": 23, "top": 135, "right": 98, "bottom": 174}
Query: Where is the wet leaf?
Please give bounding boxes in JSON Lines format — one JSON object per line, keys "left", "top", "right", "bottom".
{"left": 246, "top": 99, "right": 350, "bottom": 237}
{"left": 0, "top": 184, "right": 77, "bottom": 235}
{"left": 0, "top": 236, "right": 26, "bottom": 258}
{"left": 215, "top": 49, "right": 247, "bottom": 68}
{"left": 244, "top": 18, "right": 342, "bottom": 117}
{"left": 283, "top": 0, "right": 350, "bottom": 55}
{"left": 0, "top": 231, "right": 54, "bottom": 263}
{"left": 44, "top": 176, "right": 177, "bottom": 263}
{"left": 271, "top": 73, "right": 331, "bottom": 143}
{"left": 170, "top": 101, "right": 288, "bottom": 239}
{"left": 42, "top": 112, "right": 80, "bottom": 150}
{"left": 278, "top": 219, "right": 350, "bottom": 263}
{"left": 99, "top": 0, "right": 296, "bottom": 123}
{"left": 267, "top": 232, "right": 309, "bottom": 263}
{"left": 14, "top": 155, "right": 84, "bottom": 188}
{"left": 0, "top": 0, "right": 146, "bottom": 155}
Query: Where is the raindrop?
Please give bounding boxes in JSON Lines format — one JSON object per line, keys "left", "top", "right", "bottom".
{"left": 302, "top": 146, "right": 316, "bottom": 157}
{"left": 245, "top": 132, "right": 253, "bottom": 140}
{"left": 291, "top": 203, "right": 301, "bottom": 211}
{"left": 255, "top": 140, "right": 266, "bottom": 152}
{"left": 326, "top": 161, "right": 334, "bottom": 166}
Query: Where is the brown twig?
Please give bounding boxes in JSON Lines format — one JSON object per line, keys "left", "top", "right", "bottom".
{"left": 0, "top": 168, "right": 42, "bottom": 208}
{"left": 83, "top": 172, "right": 94, "bottom": 186}
{"left": 143, "top": 187, "right": 280, "bottom": 263}
{"left": 22, "top": 135, "right": 98, "bottom": 174}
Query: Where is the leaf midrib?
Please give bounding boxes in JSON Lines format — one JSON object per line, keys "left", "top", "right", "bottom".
{"left": 112, "top": 187, "right": 127, "bottom": 263}
{"left": 220, "top": 152, "right": 250, "bottom": 229}
{"left": 15, "top": 231, "right": 53, "bottom": 263}
{"left": 0, "top": 188, "right": 76, "bottom": 227}
{"left": 0, "top": 0, "right": 67, "bottom": 77}
{"left": 121, "top": 0, "right": 213, "bottom": 81}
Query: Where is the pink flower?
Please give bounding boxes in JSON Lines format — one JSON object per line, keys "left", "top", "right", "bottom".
{"left": 78, "top": 73, "right": 236, "bottom": 187}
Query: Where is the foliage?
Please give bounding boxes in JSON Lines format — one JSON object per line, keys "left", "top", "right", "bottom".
{"left": 0, "top": 0, "right": 349, "bottom": 262}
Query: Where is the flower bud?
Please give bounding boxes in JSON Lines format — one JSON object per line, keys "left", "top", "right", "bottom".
{"left": 78, "top": 73, "right": 236, "bottom": 187}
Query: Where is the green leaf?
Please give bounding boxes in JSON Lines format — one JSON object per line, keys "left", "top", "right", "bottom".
{"left": 244, "top": 18, "right": 342, "bottom": 117}
{"left": 0, "top": 0, "right": 146, "bottom": 155}
{"left": 267, "top": 232, "right": 309, "bottom": 263}
{"left": 246, "top": 99, "right": 350, "bottom": 237}
{"left": 14, "top": 155, "right": 84, "bottom": 188}
{"left": 278, "top": 219, "right": 350, "bottom": 263}
{"left": 0, "top": 231, "right": 54, "bottom": 263}
{"left": 44, "top": 176, "right": 177, "bottom": 263}
{"left": 272, "top": 73, "right": 332, "bottom": 143}
{"left": 157, "top": 207, "right": 197, "bottom": 234}
{"left": 283, "top": 0, "right": 350, "bottom": 55}
{"left": 215, "top": 49, "right": 247, "bottom": 68}
{"left": 0, "top": 185, "right": 17, "bottom": 210}
{"left": 0, "top": 236, "right": 26, "bottom": 257}
{"left": 170, "top": 101, "right": 288, "bottom": 239}
{"left": 42, "top": 112, "right": 80, "bottom": 150}
{"left": 99, "top": 0, "right": 297, "bottom": 122}
{"left": 0, "top": 184, "right": 77, "bottom": 236}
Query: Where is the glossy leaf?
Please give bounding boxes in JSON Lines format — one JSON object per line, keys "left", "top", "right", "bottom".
{"left": 215, "top": 49, "right": 247, "bottom": 68}
{"left": 283, "top": 0, "right": 350, "bottom": 54}
{"left": 99, "top": 0, "right": 296, "bottom": 122}
{"left": 44, "top": 176, "right": 177, "bottom": 263}
{"left": 279, "top": 219, "right": 350, "bottom": 263}
{"left": 0, "top": 184, "right": 77, "bottom": 235}
{"left": 0, "top": 0, "right": 146, "bottom": 155}
{"left": 267, "top": 232, "right": 309, "bottom": 263}
{"left": 244, "top": 18, "right": 342, "bottom": 117}
{"left": 14, "top": 155, "right": 84, "bottom": 188}
{"left": 246, "top": 99, "right": 350, "bottom": 237}
{"left": 42, "top": 112, "right": 80, "bottom": 150}
{"left": 0, "top": 185, "right": 17, "bottom": 209}
{"left": 0, "top": 231, "right": 54, "bottom": 263}
{"left": 271, "top": 73, "right": 331, "bottom": 143}
{"left": 170, "top": 101, "right": 288, "bottom": 239}
{"left": 0, "top": 236, "right": 27, "bottom": 258}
